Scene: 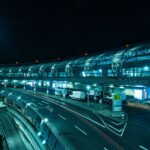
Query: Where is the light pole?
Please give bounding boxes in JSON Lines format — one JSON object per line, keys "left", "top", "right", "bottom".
{"left": 33, "top": 81, "right": 36, "bottom": 92}
{"left": 26, "top": 102, "right": 31, "bottom": 108}
{"left": 86, "top": 85, "right": 91, "bottom": 106}
{"left": 34, "top": 86, "right": 36, "bottom": 92}
{"left": 8, "top": 92, "right": 12, "bottom": 97}
{"left": 25, "top": 102, "right": 31, "bottom": 116}
{"left": 39, "top": 118, "right": 48, "bottom": 130}
{"left": 39, "top": 118, "right": 48, "bottom": 146}
{"left": 16, "top": 96, "right": 21, "bottom": 104}
{"left": 48, "top": 107, "right": 54, "bottom": 132}
{"left": 41, "top": 118, "right": 48, "bottom": 124}
{"left": 3, "top": 80, "right": 8, "bottom": 88}
{"left": 46, "top": 83, "right": 49, "bottom": 94}
{"left": 4, "top": 83, "right": 7, "bottom": 88}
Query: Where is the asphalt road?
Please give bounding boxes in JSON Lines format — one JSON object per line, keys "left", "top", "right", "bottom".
{"left": 4, "top": 88, "right": 139, "bottom": 150}
{"left": 0, "top": 109, "right": 27, "bottom": 150}
{"left": 123, "top": 107, "right": 150, "bottom": 150}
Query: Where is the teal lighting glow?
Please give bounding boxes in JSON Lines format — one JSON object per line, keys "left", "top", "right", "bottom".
{"left": 86, "top": 85, "right": 91, "bottom": 90}
{"left": 120, "top": 85, "right": 124, "bottom": 89}
{"left": 99, "top": 69, "right": 102, "bottom": 73}
{"left": 38, "top": 131, "right": 41, "bottom": 136}
{"left": 44, "top": 118, "right": 48, "bottom": 123}
{"left": 17, "top": 96, "right": 21, "bottom": 100}
{"left": 109, "top": 84, "right": 114, "bottom": 88}
{"left": 26, "top": 103, "right": 31, "bottom": 107}
{"left": 8, "top": 92, "right": 12, "bottom": 96}
{"left": 82, "top": 71, "right": 86, "bottom": 77}
{"left": 42, "top": 140, "right": 46, "bottom": 145}
{"left": 144, "top": 66, "right": 149, "bottom": 71}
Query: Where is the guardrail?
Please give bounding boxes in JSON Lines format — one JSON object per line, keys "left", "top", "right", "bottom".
{"left": 0, "top": 122, "right": 9, "bottom": 150}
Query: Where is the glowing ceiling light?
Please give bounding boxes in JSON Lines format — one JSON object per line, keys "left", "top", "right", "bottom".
{"left": 144, "top": 66, "right": 149, "bottom": 71}
{"left": 109, "top": 84, "right": 114, "bottom": 88}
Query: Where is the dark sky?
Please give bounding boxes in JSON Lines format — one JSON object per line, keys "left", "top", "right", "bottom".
{"left": 0, "top": 0, "right": 150, "bottom": 64}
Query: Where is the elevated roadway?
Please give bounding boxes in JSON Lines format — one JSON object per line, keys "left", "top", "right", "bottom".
{"left": 0, "top": 109, "right": 27, "bottom": 150}
{"left": 4, "top": 88, "right": 142, "bottom": 150}
{"left": 1, "top": 88, "right": 150, "bottom": 150}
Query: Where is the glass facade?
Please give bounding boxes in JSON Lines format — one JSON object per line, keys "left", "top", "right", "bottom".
{"left": 0, "top": 43, "right": 150, "bottom": 82}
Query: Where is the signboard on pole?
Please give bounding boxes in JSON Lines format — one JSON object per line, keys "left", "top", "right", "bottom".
{"left": 112, "top": 93, "right": 122, "bottom": 112}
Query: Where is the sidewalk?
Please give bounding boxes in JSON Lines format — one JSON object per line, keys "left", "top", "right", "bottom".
{"left": 37, "top": 92, "right": 127, "bottom": 123}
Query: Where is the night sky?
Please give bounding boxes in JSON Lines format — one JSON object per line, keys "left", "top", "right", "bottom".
{"left": 0, "top": 1, "right": 150, "bottom": 64}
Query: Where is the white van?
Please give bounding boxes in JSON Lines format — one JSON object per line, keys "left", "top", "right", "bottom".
{"left": 70, "top": 91, "right": 86, "bottom": 101}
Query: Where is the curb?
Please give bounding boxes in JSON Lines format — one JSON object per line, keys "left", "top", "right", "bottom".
{"left": 127, "top": 102, "right": 150, "bottom": 111}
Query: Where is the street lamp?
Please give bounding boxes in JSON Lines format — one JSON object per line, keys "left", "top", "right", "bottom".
{"left": 46, "top": 83, "right": 49, "bottom": 94}
{"left": 16, "top": 96, "right": 21, "bottom": 101}
{"left": 25, "top": 103, "right": 31, "bottom": 116}
{"left": 34, "top": 87, "right": 36, "bottom": 92}
{"left": 40, "top": 118, "right": 48, "bottom": 125}
{"left": 86, "top": 85, "right": 91, "bottom": 90}
{"left": 120, "top": 85, "right": 124, "bottom": 89}
{"left": 110, "top": 84, "right": 114, "bottom": 88}
{"left": 86, "top": 85, "right": 91, "bottom": 106}
{"left": 42, "top": 140, "right": 46, "bottom": 145}
{"left": 26, "top": 102, "right": 31, "bottom": 108}
{"left": 4, "top": 84, "right": 7, "bottom": 88}
{"left": 46, "top": 89, "right": 49, "bottom": 94}
{"left": 3, "top": 80, "right": 8, "bottom": 88}
{"left": 8, "top": 92, "right": 12, "bottom": 97}
{"left": 44, "top": 118, "right": 48, "bottom": 123}
{"left": 48, "top": 107, "right": 54, "bottom": 132}
{"left": 37, "top": 131, "right": 42, "bottom": 137}
{"left": 1, "top": 90, "right": 4, "bottom": 94}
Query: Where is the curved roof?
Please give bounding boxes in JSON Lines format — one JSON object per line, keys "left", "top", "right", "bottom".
{"left": 0, "top": 43, "right": 150, "bottom": 74}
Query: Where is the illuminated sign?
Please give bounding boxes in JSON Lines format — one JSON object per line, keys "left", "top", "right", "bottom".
{"left": 134, "top": 89, "right": 143, "bottom": 100}
{"left": 112, "top": 93, "right": 122, "bottom": 112}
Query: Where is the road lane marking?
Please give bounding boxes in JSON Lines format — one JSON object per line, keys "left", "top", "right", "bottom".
{"left": 31, "top": 103, "right": 37, "bottom": 107}
{"left": 47, "top": 106, "right": 51, "bottom": 108}
{"left": 38, "top": 103, "right": 43, "bottom": 106}
{"left": 59, "top": 102, "right": 66, "bottom": 105}
{"left": 41, "top": 101, "right": 49, "bottom": 104}
{"left": 94, "top": 112, "right": 127, "bottom": 137}
{"left": 100, "top": 117, "right": 122, "bottom": 136}
{"left": 57, "top": 114, "right": 66, "bottom": 120}
{"left": 25, "top": 92, "right": 106, "bottom": 129}
{"left": 139, "top": 145, "right": 149, "bottom": 150}
{"left": 74, "top": 125, "right": 87, "bottom": 136}
{"left": 121, "top": 123, "right": 127, "bottom": 137}
{"left": 10, "top": 90, "right": 124, "bottom": 150}
{"left": 59, "top": 104, "right": 106, "bottom": 128}
{"left": 106, "top": 123, "right": 123, "bottom": 132}
{"left": 110, "top": 121, "right": 123, "bottom": 126}
{"left": 32, "top": 94, "right": 106, "bottom": 128}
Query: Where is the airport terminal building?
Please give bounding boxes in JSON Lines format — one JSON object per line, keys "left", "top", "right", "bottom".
{"left": 0, "top": 43, "right": 150, "bottom": 103}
